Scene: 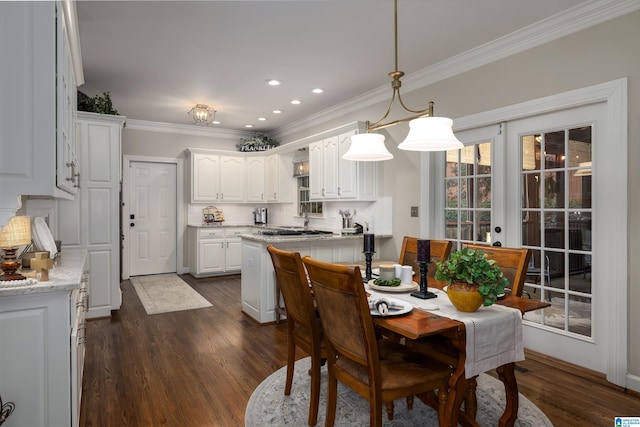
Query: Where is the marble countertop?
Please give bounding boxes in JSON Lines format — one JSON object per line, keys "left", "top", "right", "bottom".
{"left": 0, "top": 248, "right": 87, "bottom": 297}
{"left": 239, "top": 232, "right": 391, "bottom": 244}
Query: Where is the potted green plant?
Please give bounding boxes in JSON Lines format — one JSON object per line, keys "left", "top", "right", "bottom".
{"left": 435, "top": 247, "right": 508, "bottom": 311}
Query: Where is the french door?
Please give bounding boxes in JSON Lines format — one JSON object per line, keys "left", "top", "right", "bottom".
{"left": 433, "top": 80, "right": 627, "bottom": 386}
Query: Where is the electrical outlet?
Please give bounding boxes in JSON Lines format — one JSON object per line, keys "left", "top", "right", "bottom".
{"left": 410, "top": 206, "right": 419, "bottom": 217}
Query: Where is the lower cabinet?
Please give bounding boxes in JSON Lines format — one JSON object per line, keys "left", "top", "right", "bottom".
{"left": 0, "top": 249, "right": 88, "bottom": 427}
{"left": 188, "top": 227, "right": 249, "bottom": 277}
{"left": 240, "top": 238, "right": 374, "bottom": 323}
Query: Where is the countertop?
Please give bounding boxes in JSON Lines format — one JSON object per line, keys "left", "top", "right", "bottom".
{"left": 187, "top": 223, "right": 391, "bottom": 243}
{"left": 0, "top": 248, "right": 87, "bottom": 297}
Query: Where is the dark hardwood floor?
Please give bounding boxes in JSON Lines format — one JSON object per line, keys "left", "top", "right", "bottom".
{"left": 80, "top": 274, "right": 640, "bottom": 427}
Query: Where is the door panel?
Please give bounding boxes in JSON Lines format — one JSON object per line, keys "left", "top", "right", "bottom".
{"left": 129, "top": 161, "right": 177, "bottom": 276}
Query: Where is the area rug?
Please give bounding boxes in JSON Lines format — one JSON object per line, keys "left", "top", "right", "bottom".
{"left": 245, "top": 357, "right": 553, "bottom": 427}
{"left": 130, "top": 274, "right": 212, "bottom": 315}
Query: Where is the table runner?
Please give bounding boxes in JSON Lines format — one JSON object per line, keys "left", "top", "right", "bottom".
{"left": 367, "top": 287, "right": 524, "bottom": 378}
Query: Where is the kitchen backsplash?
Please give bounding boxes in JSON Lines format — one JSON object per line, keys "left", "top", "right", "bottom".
{"left": 187, "top": 198, "right": 392, "bottom": 235}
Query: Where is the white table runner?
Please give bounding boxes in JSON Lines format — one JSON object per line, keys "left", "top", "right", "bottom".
{"left": 368, "top": 287, "right": 524, "bottom": 378}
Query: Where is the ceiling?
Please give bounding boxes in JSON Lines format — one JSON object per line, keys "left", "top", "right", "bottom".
{"left": 76, "top": 0, "right": 596, "bottom": 134}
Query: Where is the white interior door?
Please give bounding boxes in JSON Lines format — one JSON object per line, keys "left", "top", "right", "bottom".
{"left": 128, "top": 161, "right": 177, "bottom": 276}
{"left": 505, "top": 103, "right": 610, "bottom": 374}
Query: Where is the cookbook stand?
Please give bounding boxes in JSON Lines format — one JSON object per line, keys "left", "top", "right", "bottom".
{"left": 411, "top": 261, "right": 437, "bottom": 299}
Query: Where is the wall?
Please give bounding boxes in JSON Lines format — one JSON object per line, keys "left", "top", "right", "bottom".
{"left": 120, "top": 12, "right": 640, "bottom": 381}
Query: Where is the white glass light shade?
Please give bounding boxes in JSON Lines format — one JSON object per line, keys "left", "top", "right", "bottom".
{"left": 398, "top": 117, "right": 464, "bottom": 152}
{"left": 342, "top": 133, "right": 393, "bottom": 161}
{"left": 0, "top": 216, "right": 31, "bottom": 248}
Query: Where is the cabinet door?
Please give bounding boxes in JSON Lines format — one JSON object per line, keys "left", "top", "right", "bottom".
{"left": 225, "top": 238, "right": 243, "bottom": 271}
{"left": 192, "top": 153, "right": 220, "bottom": 202}
{"left": 56, "top": 9, "right": 78, "bottom": 195}
{"left": 199, "top": 239, "right": 225, "bottom": 273}
{"left": 219, "top": 155, "right": 245, "bottom": 201}
{"left": 265, "top": 154, "right": 279, "bottom": 201}
{"left": 338, "top": 131, "right": 357, "bottom": 199}
{"left": 322, "top": 136, "right": 339, "bottom": 199}
{"left": 309, "top": 141, "right": 324, "bottom": 200}
{"left": 246, "top": 156, "right": 265, "bottom": 202}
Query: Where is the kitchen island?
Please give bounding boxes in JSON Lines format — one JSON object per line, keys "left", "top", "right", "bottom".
{"left": 240, "top": 230, "right": 389, "bottom": 323}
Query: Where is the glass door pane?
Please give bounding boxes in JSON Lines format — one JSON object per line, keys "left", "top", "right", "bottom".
{"left": 520, "top": 126, "right": 593, "bottom": 338}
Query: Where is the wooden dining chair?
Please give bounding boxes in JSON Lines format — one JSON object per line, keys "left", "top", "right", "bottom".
{"left": 398, "top": 237, "right": 452, "bottom": 288}
{"left": 301, "top": 256, "right": 452, "bottom": 427}
{"left": 462, "top": 243, "right": 532, "bottom": 297}
{"left": 266, "top": 245, "right": 326, "bottom": 426}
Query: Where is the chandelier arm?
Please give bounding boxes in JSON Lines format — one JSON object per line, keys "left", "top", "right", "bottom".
{"left": 365, "top": 88, "right": 400, "bottom": 131}
{"left": 397, "top": 92, "right": 434, "bottom": 115}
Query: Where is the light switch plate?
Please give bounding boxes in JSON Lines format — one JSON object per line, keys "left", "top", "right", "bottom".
{"left": 410, "top": 206, "right": 419, "bottom": 217}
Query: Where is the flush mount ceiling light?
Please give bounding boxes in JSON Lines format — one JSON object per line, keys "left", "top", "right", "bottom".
{"left": 343, "top": 0, "right": 463, "bottom": 162}
{"left": 188, "top": 104, "right": 216, "bottom": 125}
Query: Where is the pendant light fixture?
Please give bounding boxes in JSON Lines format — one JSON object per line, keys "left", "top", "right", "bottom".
{"left": 343, "top": 0, "right": 463, "bottom": 161}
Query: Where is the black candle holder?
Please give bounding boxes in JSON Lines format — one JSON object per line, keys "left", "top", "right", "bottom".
{"left": 363, "top": 251, "right": 375, "bottom": 282}
{"left": 411, "top": 261, "right": 437, "bottom": 299}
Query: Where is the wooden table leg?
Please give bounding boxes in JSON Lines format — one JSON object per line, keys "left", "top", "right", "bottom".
{"left": 496, "top": 362, "right": 518, "bottom": 427}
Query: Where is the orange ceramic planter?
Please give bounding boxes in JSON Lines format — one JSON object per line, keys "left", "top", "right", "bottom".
{"left": 446, "top": 281, "right": 483, "bottom": 312}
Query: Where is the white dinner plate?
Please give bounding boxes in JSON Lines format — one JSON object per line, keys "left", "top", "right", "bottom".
{"left": 31, "top": 217, "right": 57, "bottom": 259}
{"left": 367, "top": 279, "right": 419, "bottom": 293}
{"left": 369, "top": 297, "right": 413, "bottom": 317}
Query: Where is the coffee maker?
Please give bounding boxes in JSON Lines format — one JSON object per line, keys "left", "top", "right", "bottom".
{"left": 252, "top": 207, "right": 267, "bottom": 225}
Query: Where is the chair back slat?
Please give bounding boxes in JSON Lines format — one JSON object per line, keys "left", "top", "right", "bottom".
{"left": 302, "top": 257, "right": 378, "bottom": 368}
{"left": 267, "top": 245, "right": 318, "bottom": 336}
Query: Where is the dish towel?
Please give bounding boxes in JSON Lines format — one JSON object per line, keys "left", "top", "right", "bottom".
{"left": 367, "top": 288, "right": 524, "bottom": 378}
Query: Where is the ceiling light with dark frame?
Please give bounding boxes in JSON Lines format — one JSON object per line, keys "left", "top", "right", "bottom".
{"left": 343, "top": 0, "right": 463, "bottom": 162}
{"left": 188, "top": 104, "right": 217, "bottom": 126}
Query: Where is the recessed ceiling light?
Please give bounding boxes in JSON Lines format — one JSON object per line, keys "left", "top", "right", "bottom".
{"left": 273, "top": 109, "right": 282, "bottom": 114}
{"left": 267, "top": 79, "right": 280, "bottom": 86}
{"left": 258, "top": 117, "right": 267, "bottom": 121}
{"left": 312, "top": 88, "right": 323, "bottom": 94}
{"left": 212, "top": 120, "right": 220, "bottom": 125}
{"left": 291, "top": 100, "right": 301, "bottom": 105}
{"left": 245, "top": 124, "right": 254, "bottom": 128}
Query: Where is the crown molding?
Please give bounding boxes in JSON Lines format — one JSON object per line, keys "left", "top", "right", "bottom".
{"left": 125, "top": 118, "right": 246, "bottom": 139}
{"left": 274, "top": 0, "right": 640, "bottom": 140}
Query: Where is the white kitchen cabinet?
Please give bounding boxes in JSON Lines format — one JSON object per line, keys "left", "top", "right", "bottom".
{"left": 265, "top": 153, "right": 294, "bottom": 202}
{"left": 0, "top": 249, "right": 88, "bottom": 427}
{"left": 245, "top": 156, "right": 266, "bottom": 202}
{"left": 309, "top": 130, "right": 377, "bottom": 201}
{"left": 57, "top": 112, "right": 125, "bottom": 319}
{"left": 188, "top": 227, "right": 249, "bottom": 277}
{"left": 241, "top": 237, "right": 370, "bottom": 323}
{"left": 189, "top": 150, "right": 245, "bottom": 203}
{"left": 0, "top": 1, "right": 82, "bottom": 220}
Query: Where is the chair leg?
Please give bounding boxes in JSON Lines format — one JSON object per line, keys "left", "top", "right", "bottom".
{"left": 307, "top": 355, "right": 321, "bottom": 426}
{"left": 437, "top": 383, "right": 449, "bottom": 427}
{"left": 385, "top": 400, "right": 395, "bottom": 420}
{"left": 325, "top": 371, "right": 338, "bottom": 427}
{"left": 284, "top": 336, "right": 295, "bottom": 396}
{"left": 406, "top": 395, "right": 414, "bottom": 410}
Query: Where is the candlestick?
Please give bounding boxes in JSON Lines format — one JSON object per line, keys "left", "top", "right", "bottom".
{"left": 411, "top": 261, "right": 438, "bottom": 300}
{"left": 417, "top": 239, "right": 430, "bottom": 263}
{"left": 364, "top": 251, "right": 374, "bottom": 282}
{"left": 363, "top": 233, "right": 375, "bottom": 253}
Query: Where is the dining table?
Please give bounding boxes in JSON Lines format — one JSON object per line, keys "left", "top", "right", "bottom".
{"left": 368, "top": 285, "right": 550, "bottom": 427}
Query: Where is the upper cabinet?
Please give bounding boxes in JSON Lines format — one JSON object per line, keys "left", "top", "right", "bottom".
{"left": 190, "top": 150, "right": 245, "bottom": 203}
{"left": 265, "top": 153, "right": 294, "bottom": 203}
{"left": 0, "top": 1, "right": 83, "bottom": 224}
{"left": 246, "top": 156, "right": 266, "bottom": 202}
{"left": 309, "top": 130, "right": 377, "bottom": 201}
